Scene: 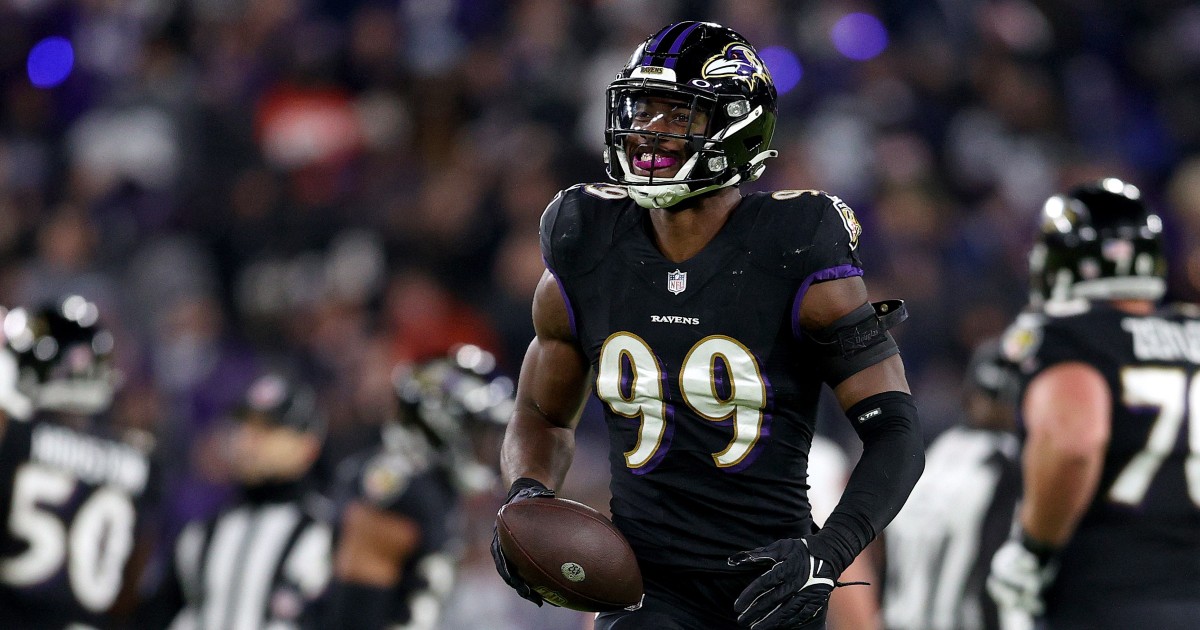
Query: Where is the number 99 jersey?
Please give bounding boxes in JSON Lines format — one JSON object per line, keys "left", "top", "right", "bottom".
{"left": 1002, "top": 300, "right": 1200, "bottom": 612}
{"left": 541, "top": 184, "right": 864, "bottom": 571}
{"left": 0, "top": 415, "right": 155, "bottom": 629}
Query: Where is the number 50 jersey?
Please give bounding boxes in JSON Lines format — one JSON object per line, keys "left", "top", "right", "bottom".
{"left": 541, "top": 184, "right": 866, "bottom": 571}
{"left": 0, "top": 415, "right": 155, "bottom": 629}
{"left": 1002, "top": 300, "right": 1200, "bottom": 613}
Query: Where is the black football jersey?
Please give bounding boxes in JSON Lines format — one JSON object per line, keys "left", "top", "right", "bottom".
{"left": 0, "top": 415, "right": 155, "bottom": 629}
{"left": 541, "top": 184, "right": 865, "bottom": 571}
{"left": 1002, "top": 300, "right": 1200, "bottom": 609}
{"left": 332, "top": 430, "right": 462, "bottom": 625}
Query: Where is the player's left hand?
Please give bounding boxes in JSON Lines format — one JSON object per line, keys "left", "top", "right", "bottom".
{"left": 986, "top": 534, "right": 1058, "bottom": 617}
{"left": 729, "top": 537, "right": 836, "bottom": 629}
{"left": 491, "top": 478, "right": 556, "bottom": 607}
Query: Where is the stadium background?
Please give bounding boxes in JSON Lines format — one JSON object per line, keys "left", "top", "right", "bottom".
{"left": 2, "top": 0, "right": 1199, "bottom": 627}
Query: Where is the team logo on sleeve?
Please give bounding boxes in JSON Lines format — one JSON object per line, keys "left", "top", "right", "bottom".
{"left": 702, "top": 44, "right": 772, "bottom": 90}
{"left": 667, "top": 269, "right": 687, "bottom": 295}
{"left": 828, "top": 195, "right": 862, "bottom": 250}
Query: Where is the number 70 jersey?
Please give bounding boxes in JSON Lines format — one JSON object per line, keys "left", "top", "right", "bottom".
{"left": 540, "top": 185, "right": 865, "bottom": 571}
{"left": 1001, "top": 300, "right": 1200, "bottom": 606}
{"left": 0, "top": 416, "right": 155, "bottom": 628}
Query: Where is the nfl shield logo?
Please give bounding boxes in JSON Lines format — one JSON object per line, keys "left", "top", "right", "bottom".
{"left": 667, "top": 269, "right": 687, "bottom": 295}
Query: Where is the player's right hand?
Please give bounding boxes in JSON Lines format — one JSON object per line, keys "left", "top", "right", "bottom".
{"left": 491, "top": 477, "right": 556, "bottom": 606}
{"left": 986, "top": 533, "right": 1059, "bottom": 617}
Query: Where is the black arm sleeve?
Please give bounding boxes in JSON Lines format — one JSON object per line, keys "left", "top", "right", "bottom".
{"left": 808, "top": 391, "right": 925, "bottom": 573}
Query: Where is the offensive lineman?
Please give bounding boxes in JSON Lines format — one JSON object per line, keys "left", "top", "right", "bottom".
{"left": 988, "top": 179, "right": 1200, "bottom": 628}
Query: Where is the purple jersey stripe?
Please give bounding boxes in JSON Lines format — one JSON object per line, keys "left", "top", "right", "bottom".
{"left": 542, "top": 256, "right": 579, "bottom": 339}
{"left": 663, "top": 22, "right": 701, "bottom": 68}
{"left": 790, "top": 264, "right": 864, "bottom": 339}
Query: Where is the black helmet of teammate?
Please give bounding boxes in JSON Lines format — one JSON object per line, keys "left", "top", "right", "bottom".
{"left": 605, "top": 21, "right": 778, "bottom": 209}
{"left": 236, "top": 372, "right": 326, "bottom": 436}
{"left": 1029, "top": 178, "right": 1167, "bottom": 305}
{"left": 0, "top": 295, "right": 116, "bottom": 417}
{"left": 964, "top": 339, "right": 1020, "bottom": 408}
{"left": 390, "top": 344, "right": 513, "bottom": 491}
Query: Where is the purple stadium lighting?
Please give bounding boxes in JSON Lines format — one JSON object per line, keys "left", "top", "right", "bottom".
{"left": 831, "top": 13, "right": 888, "bottom": 61}
{"left": 759, "top": 46, "right": 803, "bottom": 94}
{"left": 27, "top": 36, "right": 74, "bottom": 88}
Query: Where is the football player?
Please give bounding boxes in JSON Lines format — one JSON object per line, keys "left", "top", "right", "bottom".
{"left": 987, "top": 179, "right": 1200, "bottom": 628}
{"left": 153, "top": 371, "right": 333, "bottom": 629}
{"left": 882, "top": 339, "right": 1022, "bottom": 630}
{"left": 491, "top": 21, "right": 925, "bottom": 630}
{"left": 326, "top": 345, "right": 514, "bottom": 630}
{"left": 0, "top": 296, "right": 157, "bottom": 629}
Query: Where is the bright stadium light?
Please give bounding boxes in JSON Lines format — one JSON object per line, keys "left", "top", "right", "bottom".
{"left": 831, "top": 13, "right": 888, "bottom": 61}
{"left": 759, "top": 46, "right": 803, "bottom": 94}
{"left": 27, "top": 36, "right": 75, "bottom": 88}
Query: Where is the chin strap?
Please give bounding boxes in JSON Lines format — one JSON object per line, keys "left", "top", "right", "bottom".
{"left": 627, "top": 149, "right": 779, "bottom": 209}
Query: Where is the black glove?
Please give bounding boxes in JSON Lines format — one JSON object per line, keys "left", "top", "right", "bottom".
{"left": 491, "top": 477, "right": 556, "bottom": 606}
{"left": 729, "top": 537, "right": 838, "bottom": 629}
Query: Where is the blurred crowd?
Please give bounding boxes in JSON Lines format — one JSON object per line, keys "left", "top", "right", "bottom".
{"left": 1, "top": 0, "right": 1199, "bottom": 627}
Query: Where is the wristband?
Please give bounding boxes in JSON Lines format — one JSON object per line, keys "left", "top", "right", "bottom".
{"left": 506, "top": 477, "right": 551, "bottom": 502}
{"left": 1020, "top": 530, "right": 1060, "bottom": 565}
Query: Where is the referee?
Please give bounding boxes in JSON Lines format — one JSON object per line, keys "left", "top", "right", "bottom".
{"left": 153, "top": 372, "right": 333, "bottom": 630}
{"left": 880, "top": 339, "right": 1024, "bottom": 630}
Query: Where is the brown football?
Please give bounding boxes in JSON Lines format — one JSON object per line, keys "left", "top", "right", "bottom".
{"left": 497, "top": 497, "right": 643, "bottom": 612}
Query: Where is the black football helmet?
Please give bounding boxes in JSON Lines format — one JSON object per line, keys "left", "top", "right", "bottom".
{"left": 605, "top": 21, "right": 778, "bottom": 209}
{"left": 964, "top": 339, "right": 1020, "bottom": 407}
{"left": 235, "top": 372, "right": 325, "bottom": 436}
{"left": 388, "top": 344, "right": 514, "bottom": 492}
{"left": 1029, "top": 178, "right": 1167, "bottom": 305}
{"left": 0, "top": 295, "right": 116, "bottom": 417}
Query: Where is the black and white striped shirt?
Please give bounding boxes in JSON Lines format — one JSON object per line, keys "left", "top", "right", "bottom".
{"left": 168, "top": 494, "right": 332, "bottom": 630}
{"left": 882, "top": 426, "right": 1021, "bottom": 630}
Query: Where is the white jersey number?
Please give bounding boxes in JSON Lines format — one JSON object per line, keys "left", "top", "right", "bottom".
{"left": 0, "top": 464, "right": 136, "bottom": 611}
{"left": 596, "top": 333, "right": 767, "bottom": 470}
{"left": 1109, "top": 367, "right": 1200, "bottom": 507}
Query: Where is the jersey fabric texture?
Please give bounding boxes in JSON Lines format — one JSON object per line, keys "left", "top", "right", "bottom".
{"left": 882, "top": 425, "right": 1020, "bottom": 630}
{"left": 1003, "top": 300, "right": 1200, "bottom": 627}
{"left": 331, "top": 438, "right": 462, "bottom": 628}
{"left": 0, "top": 415, "right": 155, "bottom": 629}
{"left": 541, "top": 184, "right": 864, "bottom": 576}
{"left": 166, "top": 486, "right": 333, "bottom": 630}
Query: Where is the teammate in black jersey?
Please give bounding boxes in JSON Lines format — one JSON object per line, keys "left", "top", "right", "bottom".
{"left": 327, "top": 345, "right": 513, "bottom": 630}
{"left": 0, "top": 296, "right": 156, "bottom": 629}
{"left": 491, "top": 21, "right": 925, "bottom": 630}
{"left": 882, "top": 339, "right": 1022, "bottom": 630}
{"left": 988, "top": 178, "right": 1200, "bottom": 628}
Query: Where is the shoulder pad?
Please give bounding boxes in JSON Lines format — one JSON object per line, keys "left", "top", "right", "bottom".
{"left": 1000, "top": 311, "right": 1046, "bottom": 366}
{"left": 540, "top": 184, "right": 640, "bottom": 280}
{"left": 1158, "top": 301, "right": 1200, "bottom": 319}
{"left": 359, "top": 451, "right": 417, "bottom": 506}
{"left": 744, "top": 190, "right": 863, "bottom": 280}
